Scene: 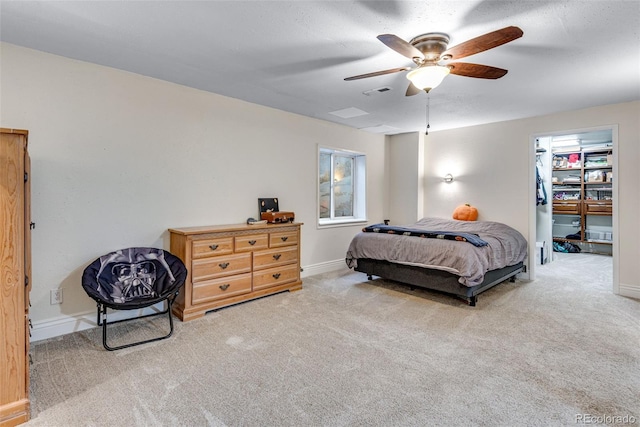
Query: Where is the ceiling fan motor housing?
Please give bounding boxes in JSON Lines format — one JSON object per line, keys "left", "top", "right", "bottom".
{"left": 409, "top": 33, "right": 450, "bottom": 63}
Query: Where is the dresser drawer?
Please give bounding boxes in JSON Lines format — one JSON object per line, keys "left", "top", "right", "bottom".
{"left": 253, "top": 263, "right": 299, "bottom": 291}
{"left": 192, "top": 273, "right": 252, "bottom": 304}
{"left": 192, "top": 237, "right": 233, "bottom": 259}
{"left": 253, "top": 246, "right": 298, "bottom": 270}
{"left": 552, "top": 201, "right": 581, "bottom": 215}
{"left": 192, "top": 253, "right": 251, "bottom": 282}
{"left": 269, "top": 231, "right": 298, "bottom": 247}
{"left": 235, "top": 234, "right": 269, "bottom": 252}
{"left": 584, "top": 201, "right": 612, "bottom": 214}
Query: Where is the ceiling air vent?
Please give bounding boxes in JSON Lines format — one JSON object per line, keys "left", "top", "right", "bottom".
{"left": 328, "top": 107, "right": 369, "bottom": 119}
{"left": 362, "top": 87, "right": 392, "bottom": 96}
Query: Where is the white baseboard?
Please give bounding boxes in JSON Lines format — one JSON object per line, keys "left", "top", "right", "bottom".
{"left": 301, "top": 259, "right": 349, "bottom": 278}
{"left": 30, "top": 303, "right": 166, "bottom": 343}
{"left": 32, "top": 260, "right": 349, "bottom": 343}
{"left": 618, "top": 282, "right": 640, "bottom": 300}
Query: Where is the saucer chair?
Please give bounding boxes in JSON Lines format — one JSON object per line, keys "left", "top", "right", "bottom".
{"left": 82, "top": 247, "right": 187, "bottom": 351}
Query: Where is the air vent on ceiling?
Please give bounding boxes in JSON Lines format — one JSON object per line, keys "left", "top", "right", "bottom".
{"left": 328, "top": 107, "right": 369, "bottom": 119}
{"left": 362, "top": 87, "right": 392, "bottom": 96}
{"left": 360, "top": 125, "right": 400, "bottom": 134}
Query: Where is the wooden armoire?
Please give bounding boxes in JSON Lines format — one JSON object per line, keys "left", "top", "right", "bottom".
{"left": 0, "top": 128, "right": 31, "bottom": 426}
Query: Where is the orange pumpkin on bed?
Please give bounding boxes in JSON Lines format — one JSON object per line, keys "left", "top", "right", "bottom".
{"left": 453, "top": 203, "right": 478, "bottom": 221}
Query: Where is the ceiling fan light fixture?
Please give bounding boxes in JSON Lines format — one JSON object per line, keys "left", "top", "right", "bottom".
{"left": 406, "top": 65, "right": 450, "bottom": 92}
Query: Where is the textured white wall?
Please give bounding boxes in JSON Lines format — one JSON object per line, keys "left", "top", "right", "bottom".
{"left": 386, "top": 132, "right": 424, "bottom": 225}
{"left": 1, "top": 43, "right": 386, "bottom": 328}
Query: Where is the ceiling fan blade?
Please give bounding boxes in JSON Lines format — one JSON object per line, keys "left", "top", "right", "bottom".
{"left": 448, "top": 62, "right": 508, "bottom": 79}
{"left": 377, "top": 34, "right": 425, "bottom": 61}
{"left": 442, "top": 26, "right": 523, "bottom": 60}
{"left": 344, "top": 67, "right": 411, "bottom": 81}
{"left": 405, "top": 82, "right": 421, "bottom": 96}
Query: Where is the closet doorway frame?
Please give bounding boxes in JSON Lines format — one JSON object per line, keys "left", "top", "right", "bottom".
{"left": 528, "top": 124, "right": 619, "bottom": 294}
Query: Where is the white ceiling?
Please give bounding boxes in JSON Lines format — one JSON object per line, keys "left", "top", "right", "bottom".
{"left": 1, "top": 1, "right": 639, "bottom": 134}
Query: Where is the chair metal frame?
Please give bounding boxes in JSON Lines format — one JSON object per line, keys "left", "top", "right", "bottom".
{"left": 95, "top": 290, "right": 180, "bottom": 351}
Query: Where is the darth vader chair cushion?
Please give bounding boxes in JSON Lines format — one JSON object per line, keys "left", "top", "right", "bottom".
{"left": 82, "top": 247, "right": 187, "bottom": 351}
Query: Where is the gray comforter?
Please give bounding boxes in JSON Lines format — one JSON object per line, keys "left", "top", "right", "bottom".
{"left": 345, "top": 217, "right": 528, "bottom": 287}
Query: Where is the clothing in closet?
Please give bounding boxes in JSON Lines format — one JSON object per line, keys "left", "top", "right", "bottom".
{"left": 536, "top": 162, "right": 548, "bottom": 205}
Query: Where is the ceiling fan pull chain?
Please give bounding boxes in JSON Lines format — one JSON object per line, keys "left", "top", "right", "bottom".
{"left": 425, "top": 92, "right": 430, "bottom": 135}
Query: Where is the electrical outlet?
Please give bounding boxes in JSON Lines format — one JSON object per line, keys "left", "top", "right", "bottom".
{"left": 50, "top": 289, "right": 63, "bottom": 305}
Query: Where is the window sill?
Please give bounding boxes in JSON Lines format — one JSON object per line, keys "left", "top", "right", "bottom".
{"left": 317, "top": 218, "right": 368, "bottom": 229}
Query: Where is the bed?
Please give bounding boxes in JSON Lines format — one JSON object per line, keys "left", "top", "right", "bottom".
{"left": 345, "top": 217, "right": 528, "bottom": 306}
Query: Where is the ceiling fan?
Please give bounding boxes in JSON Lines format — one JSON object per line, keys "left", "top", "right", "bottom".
{"left": 344, "top": 26, "right": 523, "bottom": 95}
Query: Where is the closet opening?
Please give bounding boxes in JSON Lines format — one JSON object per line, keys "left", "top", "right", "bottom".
{"left": 530, "top": 126, "right": 618, "bottom": 292}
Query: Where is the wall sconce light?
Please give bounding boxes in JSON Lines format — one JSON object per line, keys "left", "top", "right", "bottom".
{"left": 443, "top": 173, "right": 454, "bottom": 183}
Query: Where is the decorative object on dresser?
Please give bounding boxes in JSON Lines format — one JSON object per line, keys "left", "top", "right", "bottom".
{"left": 258, "top": 197, "right": 295, "bottom": 223}
{"left": 1, "top": 128, "right": 31, "bottom": 426}
{"left": 169, "top": 222, "right": 302, "bottom": 321}
{"left": 81, "top": 247, "right": 188, "bottom": 351}
{"left": 261, "top": 211, "right": 295, "bottom": 224}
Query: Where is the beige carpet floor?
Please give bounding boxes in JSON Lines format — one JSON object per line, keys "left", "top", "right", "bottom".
{"left": 24, "top": 252, "right": 639, "bottom": 426}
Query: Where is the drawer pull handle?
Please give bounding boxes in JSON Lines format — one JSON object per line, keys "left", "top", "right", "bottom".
{"left": 273, "top": 254, "right": 282, "bottom": 260}
{"left": 248, "top": 240, "right": 257, "bottom": 245}
{"left": 219, "top": 262, "right": 229, "bottom": 269}
{"left": 281, "top": 236, "right": 288, "bottom": 242}
{"left": 209, "top": 244, "right": 219, "bottom": 250}
{"left": 272, "top": 273, "right": 281, "bottom": 279}
{"left": 219, "top": 284, "right": 230, "bottom": 291}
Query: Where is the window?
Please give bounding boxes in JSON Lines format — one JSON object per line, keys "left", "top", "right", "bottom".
{"left": 318, "top": 146, "right": 366, "bottom": 226}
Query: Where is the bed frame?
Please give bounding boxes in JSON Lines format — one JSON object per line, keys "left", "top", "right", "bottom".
{"left": 354, "top": 258, "right": 524, "bottom": 306}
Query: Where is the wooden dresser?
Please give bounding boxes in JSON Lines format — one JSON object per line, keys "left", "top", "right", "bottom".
{"left": 169, "top": 222, "right": 302, "bottom": 321}
{"left": 1, "top": 129, "right": 31, "bottom": 426}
